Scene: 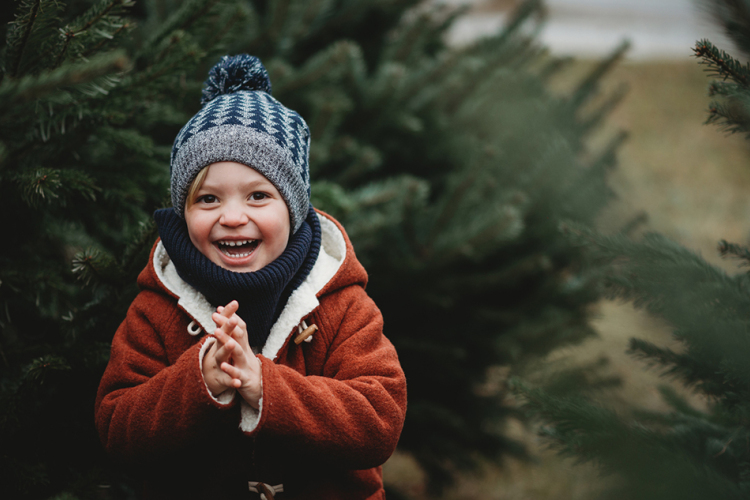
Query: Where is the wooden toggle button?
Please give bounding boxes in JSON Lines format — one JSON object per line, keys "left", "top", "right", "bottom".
{"left": 294, "top": 324, "right": 318, "bottom": 344}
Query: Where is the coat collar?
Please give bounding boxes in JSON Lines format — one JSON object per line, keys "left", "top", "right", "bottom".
{"left": 153, "top": 212, "right": 346, "bottom": 360}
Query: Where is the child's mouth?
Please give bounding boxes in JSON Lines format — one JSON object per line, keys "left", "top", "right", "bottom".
{"left": 216, "top": 239, "right": 259, "bottom": 258}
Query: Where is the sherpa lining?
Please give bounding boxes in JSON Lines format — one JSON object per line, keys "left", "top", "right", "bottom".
{"left": 154, "top": 243, "right": 216, "bottom": 335}
{"left": 153, "top": 213, "right": 347, "bottom": 433}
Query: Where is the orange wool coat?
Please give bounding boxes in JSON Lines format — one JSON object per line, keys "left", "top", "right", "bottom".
{"left": 95, "top": 211, "right": 407, "bottom": 499}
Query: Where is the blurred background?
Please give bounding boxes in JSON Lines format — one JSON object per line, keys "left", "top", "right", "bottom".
{"left": 447, "top": 0, "right": 734, "bottom": 58}
{"left": 3, "top": 1, "right": 750, "bottom": 499}
{"left": 386, "top": 0, "right": 750, "bottom": 498}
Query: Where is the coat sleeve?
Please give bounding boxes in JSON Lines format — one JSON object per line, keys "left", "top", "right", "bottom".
{"left": 94, "top": 290, "right": 236, "bottom": 463}
{"left": 241, "top": 286, "right": 407, "bottom": 470}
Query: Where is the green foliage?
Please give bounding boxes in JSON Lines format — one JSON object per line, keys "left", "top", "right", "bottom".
{"left": 702, "top": 0, "right": 750, "bottom": 59}
{"left": 694, "top": 37, "right": 750, "bottom": 134}
{"left": 0, "top": 0, "right": 250, "bottom": 497}
{"left": 0, "top": 0, "right": 622, "bottom": 497}
{"left": 519, "top": 225, "right": 750, "bottom": 498}
{"left": 235, "top": 2, "right": 622, "bottom": 489}
{"left": 517, "top": 10, "right": 750, "bottom": 481}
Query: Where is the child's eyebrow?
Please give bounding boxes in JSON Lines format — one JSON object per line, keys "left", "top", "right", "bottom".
{"left": 199, "top": 179, "right": 274, "bottom": 191}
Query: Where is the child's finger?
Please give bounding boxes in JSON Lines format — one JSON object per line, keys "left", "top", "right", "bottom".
{"left": 221, "top": 361, "right": 241, "bottom": 379}
{"left": 212, "top": 311, "right": 238, "bottom": 335}
{"left": 226, "top": 341, "right": 260, "bottom": 374}
{"left": 234, "top": 315, "right": 246, "bottom": 330}
{"left": 213, "top": 313, "right": 237, "bottom": 337}
{"left": 218, "top": 300, "right": 239, "bottom": 318}
{"left": 212, "top": 324, "right": 231, "bottom": 345}
{"left": 213, "top": 336, "right": 237, "bottom": 364}
{"left": 233, "top": 317, "right": 247, "bottom": 338}
{"left": 221, "top": 316, "right": 237, "bottom": 335}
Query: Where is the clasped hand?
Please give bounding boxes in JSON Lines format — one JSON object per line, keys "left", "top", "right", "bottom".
{"left": 202, "top": 300, "right": 262, "bottom": 409}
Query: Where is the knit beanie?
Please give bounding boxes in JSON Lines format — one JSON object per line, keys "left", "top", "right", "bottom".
{"left": 170, "top": 54, "right": 311, "bottom": 234}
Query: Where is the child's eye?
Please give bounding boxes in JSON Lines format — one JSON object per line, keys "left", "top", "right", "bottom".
{"left": 197, "top": 194, "right": 217, "bottom": 204}
{"left": 250, "top": 192, "right": 268, "bottom": 201}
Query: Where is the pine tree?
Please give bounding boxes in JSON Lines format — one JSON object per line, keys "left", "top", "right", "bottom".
{"left": 0, "top": 0, "right": 623, "bottom": 497}
{"left": 518, "top": 2, "right": 750, "bottom": 499}
{"left": 240, "top": 2, "right": 627, "bottom": 490}
{"left": 0, "top": 1, "right": 255, "bottom": 497}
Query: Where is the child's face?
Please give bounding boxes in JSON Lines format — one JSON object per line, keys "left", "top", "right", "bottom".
{"left": 185, "top": 161, "right": 290, "bottom": 273}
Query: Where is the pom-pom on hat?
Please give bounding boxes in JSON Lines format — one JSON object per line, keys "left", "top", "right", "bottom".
{"left": 170, "top": 54, "right": 311, "bottom": 234}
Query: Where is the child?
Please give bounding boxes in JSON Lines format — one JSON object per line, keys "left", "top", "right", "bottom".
{"left": 95, "top": 55, "right": 407, "bottom": 500}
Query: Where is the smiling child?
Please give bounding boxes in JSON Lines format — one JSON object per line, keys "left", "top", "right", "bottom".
{"left": 94, "top": 55, "right": 407, "bottom": 499}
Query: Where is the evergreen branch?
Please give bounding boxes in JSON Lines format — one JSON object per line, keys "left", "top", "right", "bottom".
{"left": 53, "top": 30, "right": 74, "bottom": 69}
{"left": 708, "top": 80, "right": 743, "bottom": 97}
{"left": 589, "top": 130, "right": 629, "bottom": 174}
{"left": 12, "top": 168, "right": 100, "bottom": 207}
{"left": 656, "top": 385, "right": 708, "bottom": 420}
{"left": 703, "top": 0, "right": 750, "bottom": 58}
{"left": 426, "top": 166, "right": 480, "bottom": 249}
{"left": 71, "top": 248, "right": 125, "bottom": 287}
{"left": 694, "top": 39, "right": 750, "bottom": 86}
{"left": 265, "top": 0, "right": 291, "bottom": 43}
{"left": 628, "top": 338, "right": 726, "bottom": 395}
{"left": 125, "top": 31, "right": 202, "bottom": 90}
{"left": 54, "top": 0, "right": 121, "bottom": 68}
{"left": 56, "top": 0, "right": 135, "bottom": 67}
{"left": 289, "top": 0, "right": 335, "bottom": 43}
{"left": 274, "top": 41, "right": 362, "bottom": 96}
{"left": 121, "top": 219, "right": 158, "bottom": 278}
{"left": 6, "top": 0, "right": 43, "bottom": 79}
{"left": 557, "top": 131, "right": 624, "bottom": 222}
{"left": 579, "top": 82, "right": 629, "bottom": 136}
{"left": 718, "top": 240, "right": 750, "bottom": 266}
{"left": 365, "top": 62, "right": 407, "bottom": 111}
{"left": 383, "top": 9, "right": 436, "bottom": 64}
{"left": 22, "top": 355, "right": 71, "bottom": 384}
{"left": 200, "top": 4, "right": 249, "bottom": 57}
{"left": 16, "top": 168, "right": 62, "bottom": 204}
{"left": 618, "top": 212, "right": 648, "bottom": 236}
{"left": 141, "top": 0, "right": 221, "bottom": 53}
{"left": 400, "top": 50, "right": 462, "bottom": 105}
{"left": 705, "top": 97, "right": 750, "bottom": 134}
{"left": 81, "top": 22, "right": 133, "bottom": 59}
{"left": 70, "top": 0, "right": 130, "bottom": 36}
{"left": 538, "top": 55, "right": 573, "bottom": 83}
{"left": 335, "top": 146, "right": 382, "bottom": 184}
{"left": 570, "top": 40, "right": 630, "bottom": 110}
{"left": 496, "top": 0, "right": 544, "bottom": 46}
{"left": 0, "top": 51, "right": 129, "bottom": 107}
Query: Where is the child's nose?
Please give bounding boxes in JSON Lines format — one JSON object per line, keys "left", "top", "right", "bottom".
{"left": 219, "top": 202, "right": 249, "bottom": 226}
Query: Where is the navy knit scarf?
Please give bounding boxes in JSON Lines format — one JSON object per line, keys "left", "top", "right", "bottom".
{"left": 154, "top": 206, "right": 321, "bottom": 348}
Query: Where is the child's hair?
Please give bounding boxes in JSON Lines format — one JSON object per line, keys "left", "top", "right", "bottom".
{"left": 184, "top": 166, "right": 209, "bottom": 211}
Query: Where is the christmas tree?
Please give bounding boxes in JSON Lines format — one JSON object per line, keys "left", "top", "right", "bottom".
{"left": 519, "top": 1, "right": 750, "bottom": 498}
{"left": 0, "top": 0, "right": 623, "bottom": 497}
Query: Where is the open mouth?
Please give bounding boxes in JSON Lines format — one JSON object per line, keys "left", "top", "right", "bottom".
{"left": 216, "top": 239, "right": 259, "bottom": 258}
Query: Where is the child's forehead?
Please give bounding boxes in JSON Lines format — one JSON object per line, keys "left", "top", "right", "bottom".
{"left": 202, "top": 161, "right": 272, "bottom": 185}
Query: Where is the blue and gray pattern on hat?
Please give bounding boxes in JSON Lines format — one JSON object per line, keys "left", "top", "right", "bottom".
{"left": 172, "top": 92, "right": 310, "bottom": 187}
{"left": 170, "top": 88, "right": 311, "bottom": 233}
